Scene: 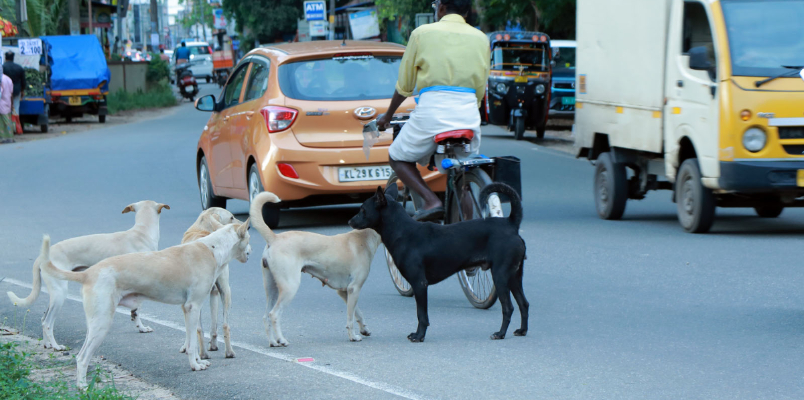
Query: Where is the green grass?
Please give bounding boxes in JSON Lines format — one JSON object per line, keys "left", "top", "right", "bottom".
{"left": 107, "top": 82, "right": 178, "bottom": 115}
{"left": 0, "top": 341, "right": 135, "bottom": 400}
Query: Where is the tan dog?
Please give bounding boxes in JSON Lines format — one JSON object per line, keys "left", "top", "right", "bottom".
{"left": 250, "top": 192, "right": 382, "bottom": 346}
{"left": 178, "top": 207, "right": 242, "bottom": 359}
{"left": 38, "top": 219, "right": 251, "bottom": 388}
{"left": 6, "top": 201, "right": 169, "bottom": 350}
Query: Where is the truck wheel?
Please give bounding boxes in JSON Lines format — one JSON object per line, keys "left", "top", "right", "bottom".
{"left": 514, "top": 117, "right": 526, "bottom": 140}
{"left": 535, "top": 122, "right": 546, "bottom": 139}
{"left": 754, "top": 205, "right": 783, "bottom": 218}
{"left": 676, "top": 158, "right": 716, "bottom": 233}
{"left": 249, "top": 164, "right": 280, "bottom": 229}
{"left": 99, "top": 115, "right": 106, "bottom": 123}
{"left": 40, "top": 124, "right": 47, "bottom": 133}
{"left": 65, "top": 115, "right": 72, "bottom": 123}
{"left": 594, "top": 152, "right": 628, "bottom": 220}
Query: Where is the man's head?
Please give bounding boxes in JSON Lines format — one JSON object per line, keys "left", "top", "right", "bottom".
{"left": 433, "top": 0, "right": 472, "bottom": 21}
{"left": 4, "top": 51, "right": 14, "bottom": 62}
{"left": 181, "top": 42, "right": 187, "bottom": 47}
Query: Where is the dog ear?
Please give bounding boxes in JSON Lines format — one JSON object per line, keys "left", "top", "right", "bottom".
{"left": 157, "top": 204, "right": 170, "bottom": 214}
{"left": 237, "top": 218, "right": 250, "bottom": 237}
{"left": 205, "top": 213, "right": 225, "bottom": 231}
{"left": 375, "top": 186, "right": 387, "bottom": 208}
{"left": 121, "top": 204, "right": 135, "bottom": 214}
{"left": 384, "top": 184, "right": 399, "bottom": 200}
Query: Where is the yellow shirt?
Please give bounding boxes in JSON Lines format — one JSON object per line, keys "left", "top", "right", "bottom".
{"left": 395, "top": 14, "right": 491, "bottom": 107}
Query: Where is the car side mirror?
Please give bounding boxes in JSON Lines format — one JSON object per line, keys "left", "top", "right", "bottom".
{"left": 689, "top": 46, "right": 713, "bottom": 71}
{"left": 195, "top": 95, "right": 216, "bottom": 112}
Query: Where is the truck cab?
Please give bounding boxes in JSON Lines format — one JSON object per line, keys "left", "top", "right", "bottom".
{"left": 575, "top": 0, "right": 804, "bottom": 233}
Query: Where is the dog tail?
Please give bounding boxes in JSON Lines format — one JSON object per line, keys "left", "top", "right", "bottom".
{"left": 480, "top": 182, "right": 523, "bottom": 228}
{"left": 37, "top": 235, "right": 86, "bottom": 284}
{"left": 249, "top": 191, "right": 281, "bottom": 244}
{"left": 6, "top": 243, "right": 46, "bottom": 307}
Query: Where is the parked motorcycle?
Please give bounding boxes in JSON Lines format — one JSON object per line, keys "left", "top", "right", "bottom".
{"left": 175, "top": 61, "right": 200, "bottom": 102}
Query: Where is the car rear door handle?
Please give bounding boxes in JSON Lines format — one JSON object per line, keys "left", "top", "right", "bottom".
{"left": 243, "top": 111, "right": 254, "bottom": 120}
{"left": 677, "top": 80, "right": 684, "bottom": 88}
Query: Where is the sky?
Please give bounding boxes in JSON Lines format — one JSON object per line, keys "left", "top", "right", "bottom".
{"left": 168, "top": 0, "right": 184, "bottom": 15}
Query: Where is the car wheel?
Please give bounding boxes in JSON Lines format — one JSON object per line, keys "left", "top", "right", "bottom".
{"left": 676, "top": 158, "right": 716, "bottom": 233}
{"left": 594, "top": 152, "right": 628, "bottom": 220}
{"left": 206, "top": 77, "right": 211, "bottom": 84}
{"left": 754, "top": 205, "right": 783, "bottom": 218}
{"left": 249, "top": 164, "right": 280, "bottom": 229}
{"left": 99, "top": 115, "right": 106, "bottom": 123}
{"left": 199, "top": 156, "right": 226, "bottom": 210}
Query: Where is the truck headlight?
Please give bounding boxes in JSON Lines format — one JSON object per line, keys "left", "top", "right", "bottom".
{"left": 742, "top": 127, "right": 767, "bottom": 152}
{"left": 495, "top": 83, "right": 508, "bottom": 94}
{"left": 535, "top": 84, "right": 546, "bottom": 95}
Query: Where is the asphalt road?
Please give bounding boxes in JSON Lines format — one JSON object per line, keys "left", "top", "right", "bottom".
{"left": 2, "top": 84, "right": 804, "bottom": 399}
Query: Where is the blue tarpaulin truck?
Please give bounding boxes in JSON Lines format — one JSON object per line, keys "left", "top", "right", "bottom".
{"left": 41, "top": 35, "right": 111, "bottom": 123}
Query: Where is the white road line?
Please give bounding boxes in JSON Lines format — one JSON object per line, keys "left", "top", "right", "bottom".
{"left": 3, "top": 278, "right": 430, "bottom": 400}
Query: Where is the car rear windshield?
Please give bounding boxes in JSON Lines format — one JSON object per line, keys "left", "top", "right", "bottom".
{"left": 279, "top": 55, "right": 401, "bottom": 101}
{"left": 189, "top": 46, "right": 210, "bottom": 55}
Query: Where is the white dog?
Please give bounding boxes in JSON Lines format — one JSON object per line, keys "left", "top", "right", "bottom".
{"left": 250, "top": 192, "right": 382, "bottom": 346}
{"left": 39, "top": 219, "right": 251, "bottom": 388}
{"left": 7, "top": 201, "right": 169, "bottom": 350}
{"left": 178, "top": 207, "right": 242, "bottom": 359}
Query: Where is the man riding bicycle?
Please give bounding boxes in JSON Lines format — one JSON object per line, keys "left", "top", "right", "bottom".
{"left": 377, "top": 0, "right": 490, "bottom": 222}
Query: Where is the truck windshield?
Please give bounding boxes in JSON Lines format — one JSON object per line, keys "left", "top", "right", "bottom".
{"left": 722, "top": 0, "right": 804, "bottom": 76}
{"left": 491, "top": 43, "right": 548, "bottom": 72}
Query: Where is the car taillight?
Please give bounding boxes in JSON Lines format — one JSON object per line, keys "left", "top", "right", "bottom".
{"left": 260, "top": 106, "right": 298, "bottom": 133}
{"left": 277, "top": 163, "right": 299, "bottom": 179}
{"left": 208, "top": 46, "right": 213, "bottom": 55}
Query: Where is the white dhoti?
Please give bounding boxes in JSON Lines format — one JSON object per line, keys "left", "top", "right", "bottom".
{"left": 389, "top": 90, "right": 481, "bottom": 167}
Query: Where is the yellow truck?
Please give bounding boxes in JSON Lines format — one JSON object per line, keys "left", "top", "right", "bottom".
{"left": 575, "top": 0, "right": 804, "bottom": 233}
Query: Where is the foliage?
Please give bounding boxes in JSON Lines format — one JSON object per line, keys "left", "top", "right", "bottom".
{"left": 0, "top": 341, "right": 134, "bottom": 399}
{"left": 178, "top": 0, "right": 215, "bottom": 33}
{"left": 477, "top": 0, "right": 576, "bottom": 39}
{"left": 375, "top": 0, "right": 432, "bottom": 43}
{"left": 0, "top": 0, "right": 70, "bottom": 36}
{"left": 146, "top": 54, "right": 171, "bottom": 84}
{"left": 25, "top": 69, "right": 45, "bottom": 96}
{"left": 223, "top": 0, "right": 304, "bottom": 44}
{"left": 107, "top": 83, "right": 177, "bottom": 115}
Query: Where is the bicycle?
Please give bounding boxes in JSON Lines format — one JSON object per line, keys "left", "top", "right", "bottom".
{"left": 383, "top": 118, "right": 512, "bottom": 309}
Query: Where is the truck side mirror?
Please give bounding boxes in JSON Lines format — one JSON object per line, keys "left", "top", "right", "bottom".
{"left": 688, "top": 46, "right": 713, "bottom": 71}
{"left": 550, "top": 60, "right": 557, "bottom": 68}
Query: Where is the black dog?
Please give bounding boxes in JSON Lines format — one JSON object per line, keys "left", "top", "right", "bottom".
{"left": 348, "top": 183, "right": 528, "bottom": 342}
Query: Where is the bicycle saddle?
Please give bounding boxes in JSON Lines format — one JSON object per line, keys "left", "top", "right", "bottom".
{"left": 434, "top": 130, "right": 474, "bottom": 144}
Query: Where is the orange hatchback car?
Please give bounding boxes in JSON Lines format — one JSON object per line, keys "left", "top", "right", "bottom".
{"left": 194, "top": 41, "right": 444, "bottom": 227}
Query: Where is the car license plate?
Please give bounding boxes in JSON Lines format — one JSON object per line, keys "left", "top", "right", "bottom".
{"left": 514, "top": 76, "right": 528, "bottom": 83}
{"left": 562, "top": 96, "right": 575, "bottom": 105}
{"left": 68, "top": 96, "right": 82, "bottom": 106}
{"left": 798, "top": 169, "right": 804, "bottom": 187}
{"left": 339, "top": 165, "right": 393, "bottom": 182}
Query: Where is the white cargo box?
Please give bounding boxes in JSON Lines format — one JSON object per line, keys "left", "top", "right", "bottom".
{"left": 575, "top": 0, "right": 674, "bottom": 155}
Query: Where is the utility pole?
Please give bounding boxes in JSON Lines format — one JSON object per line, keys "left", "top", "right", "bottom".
{"left": 150, "top": 0, "right": 159, "bottom": 50}
{"left": 329, "top": 0, "right": 335, "bottom": 40}
{"left": 68, "top": 0, "right": 80, "bottom": 35}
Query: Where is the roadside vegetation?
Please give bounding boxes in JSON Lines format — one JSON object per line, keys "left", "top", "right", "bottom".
{"left": 107, "top": 55, "right": 177, "bottom": 115}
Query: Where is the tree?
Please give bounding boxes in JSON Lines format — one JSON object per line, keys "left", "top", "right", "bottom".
{"left": 0, "top": 0, "right": 70, "bottom": 36}
{"left": 223, "top": 0, "right": 304, "bottom": 45}
{"left": 478, "top": 0, "right": 576, "bottom": 39}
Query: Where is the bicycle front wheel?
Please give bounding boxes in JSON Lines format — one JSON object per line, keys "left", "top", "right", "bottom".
{"left": 384, "top": 174, "right": 415, "bottom": 297}
{"left": 448, "top": 168, "right": 499, "bottom": 309}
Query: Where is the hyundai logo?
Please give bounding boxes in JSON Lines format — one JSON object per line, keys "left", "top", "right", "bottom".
{"left": 354, "top": 106, "right": 377, "bottom": 119}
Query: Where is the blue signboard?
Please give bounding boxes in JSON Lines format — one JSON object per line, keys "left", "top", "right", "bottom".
{"left": 304, "top": 1, "right": 326, "bottom": 21}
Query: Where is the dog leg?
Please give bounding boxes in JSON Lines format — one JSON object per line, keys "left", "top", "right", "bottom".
{"left": 338, "top": 290, "right": 370, "bottom": 337}
{"left": 129, "top": 308, "right": 154, "bottom": 333}
{"left": 183, "top": 303, "right": 209, "bottom": 371}
{"left": 409, "top": 282, "right": 429, "bottom": 343}
{"left": 76, "top": 294, "right": 114, "bottom": 389}
{"left": 268, "top": 273, "right": 299, "bottom": 347}
{"left": 262, "top": 267, "right": 280, "bottom": 347}
{"left": 490, "top": 269, "right": 514, "bottom": 340}
{"left": 510, "top": 265, "right": 529, "bottom": 337}
{"left": 41, "top": 276, "right": 67, "bottom": 351}
{"left": 217, "top": 268, "right": 236, "bottom": 358}
{"left": 208, "top": 285, "right": 220, "bottom": 352}
{"left": 197, "top": 327, "right": 210, "bottom": 360}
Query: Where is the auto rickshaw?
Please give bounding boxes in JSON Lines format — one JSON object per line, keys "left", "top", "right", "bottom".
{"left": 485, "top": 31, "right": 552, "bottom": 140}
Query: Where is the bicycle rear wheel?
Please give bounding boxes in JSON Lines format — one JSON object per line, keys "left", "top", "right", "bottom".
{"left": 448, "top": 168, "right": 500, "bottom": 309}
{"left": 384, "top": 174, "right": 416, "bottom": 297}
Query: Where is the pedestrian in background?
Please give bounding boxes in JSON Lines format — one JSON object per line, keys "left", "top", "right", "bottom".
{"left": 0, "top": 74, "right": 15, "bottom": 144}
{"left": 3, "top": 51, "right": 25, "bottom": 115}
